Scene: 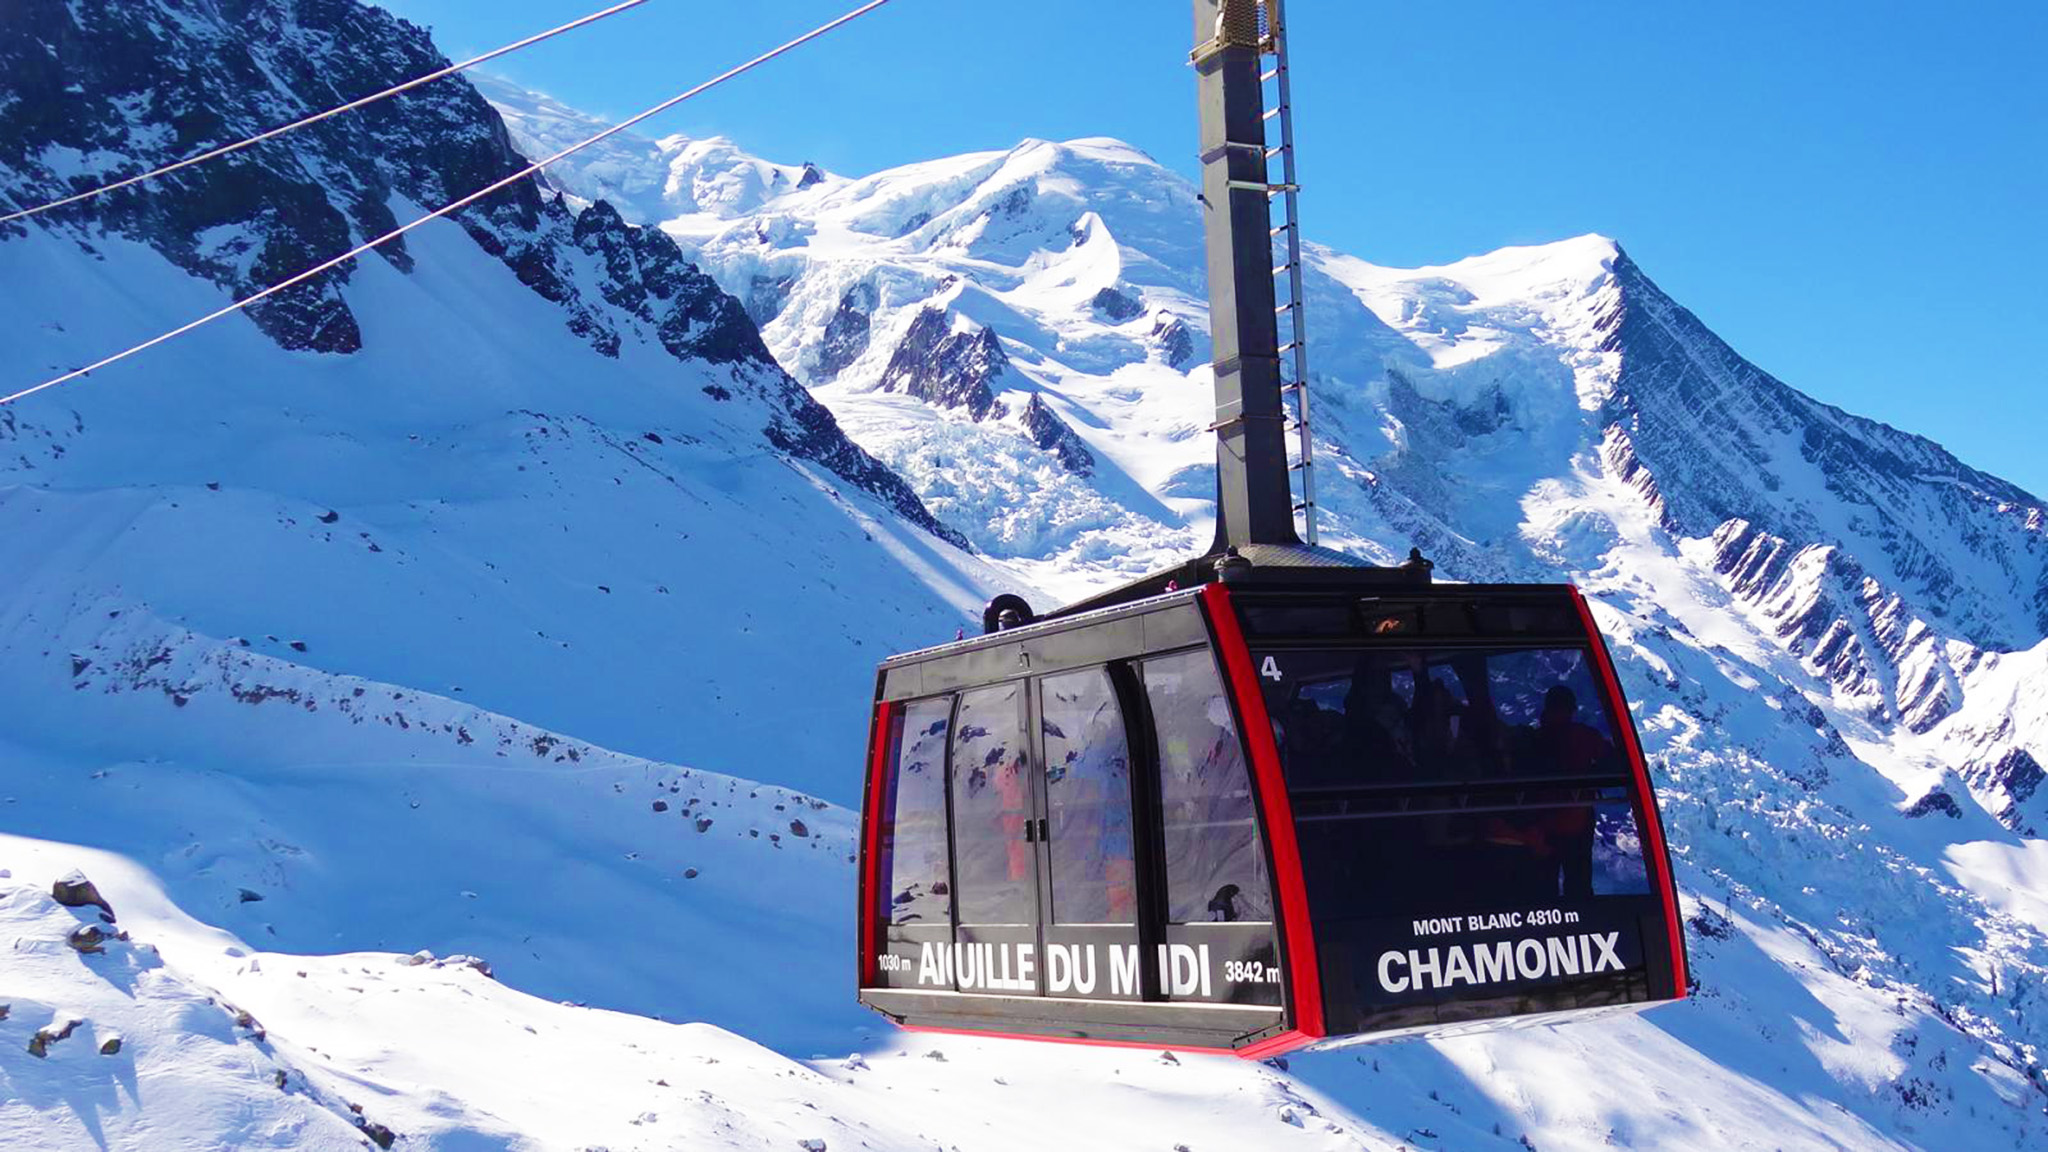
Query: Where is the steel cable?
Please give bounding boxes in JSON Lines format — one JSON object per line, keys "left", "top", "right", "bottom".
{"left": 0, "top": 0, "right": 654, "bottom": 226}
{"left": 0, "top": 0, "right": 897, "bottom": 409}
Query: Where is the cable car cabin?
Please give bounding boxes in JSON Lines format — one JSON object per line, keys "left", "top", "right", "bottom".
{"left": 857, "top": 0, "right": 1685, "bottom": 1057}
{"left": 856, "top": 572, "right": 1688, "bottom": 1057}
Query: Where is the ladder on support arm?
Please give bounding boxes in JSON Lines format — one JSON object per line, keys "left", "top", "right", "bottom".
{"left": 1257, "top": 0, "right": 1318, "bottom": 546}
{"left": 1191, "top": 0, "right": 1319, "bottom": 554}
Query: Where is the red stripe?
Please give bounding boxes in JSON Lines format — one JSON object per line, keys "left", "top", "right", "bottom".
{"left": 903, "top": 1022, "right": 1312, "bottom": 1060}
{"left": 859, "top": 699, "right": 898, "bottom": 989}
{"left": 1200, "top": 583, "right": 1327, "bottom": 1040}
{"left": 1570, "top": 587, "right": 1690, "bottom": 998}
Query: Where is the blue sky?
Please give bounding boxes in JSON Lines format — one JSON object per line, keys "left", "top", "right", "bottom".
{"left": 385, "top": 0, "right": 2048, "bottom": 497}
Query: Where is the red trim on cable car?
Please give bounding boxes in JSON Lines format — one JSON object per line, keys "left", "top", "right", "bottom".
{"left": 902, "top": 1022, "right": 1312, "bottom": 1060}
{"left": 1233, "top": 1028, "right": 1313, "bottom": 1060}
{"left": 1569, "top": 587, "right": 1689, "bottom": 998}
{"left": 859, "top": 699, "right": 897, "bottom": 989}
{"left": 1199, "top": 582, "right": 1327, "bottom": 1041}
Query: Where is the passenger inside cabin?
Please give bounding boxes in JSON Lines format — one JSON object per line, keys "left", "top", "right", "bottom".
{"left": 1483, "top": 685, "right": 1610, "bottom": 898}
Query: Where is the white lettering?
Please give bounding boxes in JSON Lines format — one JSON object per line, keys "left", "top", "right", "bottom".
{"left": 1381, "top": 932, "right": 1631, "bottom": 992}
{"left": 918, "top": 942, "right": 941, "bottom": 987}
{"left": 1016, "top": 944, "right": 1035, "bottom": 990}
{"left": 1410, "top": 947, "right": 1443, "bottom": 987}
{"left": 1198, "top": 944, "right": 1213, "bottom": 998}
{"left": 1047, "top": 944, "right": 1072, "bottom": 994}
{"left": 1442, "top": 945, "right": 1475, "bottom": 986}
{"left": 1474, "top": 940, "right": 1513, "bottom": 984}
{"left": 1110, "top": 944, "right": 1141, "bottom": 996}
{"left": 1546, "top": 936, "right": 1581, "bottom": 977}
{"left": 1072, "top": 944, "right": 1097, "bottom": 994}
{"left": 1378, "top": 950, "right": 1409, "bottom": 993}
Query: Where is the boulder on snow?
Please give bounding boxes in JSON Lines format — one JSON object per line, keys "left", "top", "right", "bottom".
{"left": 52, "top": 870, "right": 115, "bottom": 920}
{"left": 68, "top": 923, "right": 112, "bottom": 954}
{"left": 27, "top": 1018, "right": 81, "bottom": 1058}
{"left": 431, "top": 954, "right": 495, "bottom": 979}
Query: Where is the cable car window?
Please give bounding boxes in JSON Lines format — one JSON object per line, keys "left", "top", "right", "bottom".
{"left": 880, "top": 697, "right": 955, "bottom": 927}
{"left": 1260, "top": 647, "right": 1626, "bottom": 788}
{"left": 1141, "top": 650, "right": 1272, "bottom": 924}
{"left": 951, "top": 682, "right": 1035, "bottom": 925}
{"left": 1040, "top": 668, "right": 1136, "bottom": 926}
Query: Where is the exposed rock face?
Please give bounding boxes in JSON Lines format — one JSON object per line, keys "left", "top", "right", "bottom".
{"left": 1019, "top": 389, "right": 1097, "bottom": 471}
{"left": 0, "top": 0, "right": 960, "bottom": 549}
{"left": 796, "top": 162, "right": 825, "bottom": 190}
{"left": 0, "top": 0, "right": 530, "bottom": 353}
{"left": 1150, "top": 314, "right": 1197, "bottom": 368}
{"left": 816, "top": 281, "right": 878, "bottom": 381}
{"left": 1600, "top": 251, "right": 2048, "bottom": 651}
{"left": 568, "top": 201, "right": 771, "bottom": 365}
{"left": 1963, "top": 749, "right": 2044, "bottom": 833}
{"left": 1090, "top": 286, "right": 1143, "bottom": 323}
{"left": 878, "top": 309, "right": 1007, "bottom": 421}
{"left": 1021, "top": 395, "right": 1094, "bottom": 476}
{"left": 1902, "top": 789, "right": 1963, "bottom": 819}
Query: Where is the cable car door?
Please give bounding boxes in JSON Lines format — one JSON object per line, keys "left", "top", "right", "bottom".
{"left": 1034, "top": 667, "right": 1144, "bottom": 1001}
{"left": 949, "top": 682, "right": 1044, "bottom": 995}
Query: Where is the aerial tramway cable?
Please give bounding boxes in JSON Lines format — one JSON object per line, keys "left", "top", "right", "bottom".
{"left": 0, "top": 0, "right": 656, "bottom": 227}
{"left": 0, "top": 0, "right": 898, "bottom": 410}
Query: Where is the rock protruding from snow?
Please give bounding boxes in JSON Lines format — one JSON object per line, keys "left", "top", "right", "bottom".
{"left": 51, "top": 871, "right": 115, "bottom": 920}
{"left": 1091, "top": 286, "right": 1143, "bottom": 323}
{"left": 1150, "top": 313, "right": 1197, "bottom": 368}
{"left": 817, "top": 281, "right": 878, "bottom": 382}
{"left": 0, "top": 0, "right": 963, "bottom": 553}
{"left": 1021, "top": 395, "right": 1095, "bottom": 477}
{"left": 879, "top": 309, "right": 1008, "bottom": 421}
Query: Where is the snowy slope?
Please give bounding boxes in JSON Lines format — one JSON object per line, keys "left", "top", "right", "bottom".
{"left": 2, "top": 1, "right": 2047, "bottom": 1147}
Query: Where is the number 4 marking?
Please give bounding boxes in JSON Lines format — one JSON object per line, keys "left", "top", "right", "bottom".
{"left": 1260, "top": 656, "right": 1282, "bottom": 682}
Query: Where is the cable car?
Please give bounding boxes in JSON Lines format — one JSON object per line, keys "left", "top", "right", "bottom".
{"left": 855, "top": 0, "right": 1686, "bottom": 1057}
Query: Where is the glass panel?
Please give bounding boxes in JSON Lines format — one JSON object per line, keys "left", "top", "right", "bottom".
{"left": 1142, "top": 650, "right": 1272, "bottom": 924}
{"left": 1259, "top": 647, "right": 1627, "bottom": 788}
{"left": 951, "top": 682, "right": 1035, "bottom": 925}
{"left": 1292, "top": 790, "right": 1651, "bottom": 921}
{"left": 881, "top": 698, "right": 953, "bottom": 927}
{"left": 1040, "top": 668, "right": 1136, "bottom": 925}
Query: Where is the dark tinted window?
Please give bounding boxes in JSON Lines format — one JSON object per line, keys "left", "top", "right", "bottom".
{"left": 1259, "top": 647, "right": 1624, "bottom": 788}
{"left": 1294, "top": 793, "right": 1652, "bottom": 919}
{"left": 1142, "top": 650, "right": 1271, "bottom": 924}
{"left": 1041, "top": 668, "right": 1136, "bottom": 925}
{"left": 951, "top": 682, "right": 1034, "bottom": 925}
{"left": 880, "top": 698, "right": 954, "bottom": 926}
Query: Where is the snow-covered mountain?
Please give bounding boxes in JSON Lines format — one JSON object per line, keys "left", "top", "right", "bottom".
{"left": 2, "top": 0, "right": 2046, "bottom": 1146}
{"left": 518, "top": 106, "right": 2046, "bottom": 835}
